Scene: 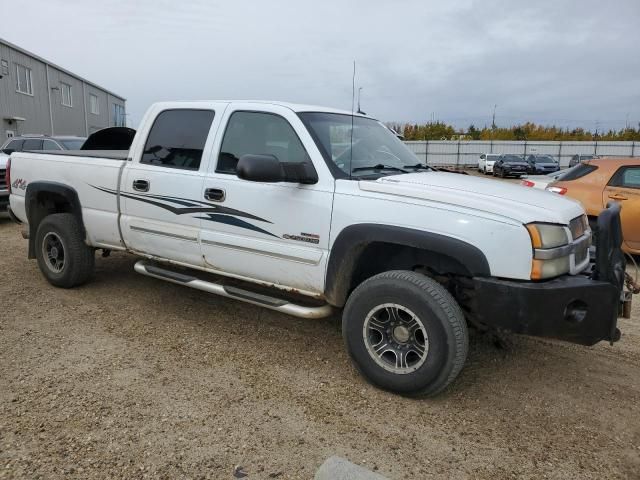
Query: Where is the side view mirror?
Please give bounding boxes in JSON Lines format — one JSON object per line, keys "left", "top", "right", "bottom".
{"left": 2, "top": 148, "right": 15, "bottom": 155}
{"left": 237, "top": 154, "right": 318, "bottom": 184}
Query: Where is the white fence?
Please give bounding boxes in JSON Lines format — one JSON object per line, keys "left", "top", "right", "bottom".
{"left": 403, "top": 140, "right": 639, "bottom": 168}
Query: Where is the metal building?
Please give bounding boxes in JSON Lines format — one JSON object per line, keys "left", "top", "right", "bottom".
{"left": 0, "top": 38, "right": 126, "bottom": 140}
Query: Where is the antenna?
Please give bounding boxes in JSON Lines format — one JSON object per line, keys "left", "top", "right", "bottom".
{"left": 349, "top": 60, "right": 356, "bottom": 180}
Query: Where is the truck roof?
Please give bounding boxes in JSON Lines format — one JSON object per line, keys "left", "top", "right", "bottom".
{"left": 150, "top": 100, "right": 373, "bottom": 118}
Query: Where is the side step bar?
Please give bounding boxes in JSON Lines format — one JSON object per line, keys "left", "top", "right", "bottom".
{"left": 134, "top": 260, "right": 333, "bottom": 319}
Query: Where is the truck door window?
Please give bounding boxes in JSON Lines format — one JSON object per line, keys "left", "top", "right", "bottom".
{"left": 217, "top": 111, "right": 309, "bottom": 174}
{"left": 140, "top": 109, "right": 215, "bottom": 171}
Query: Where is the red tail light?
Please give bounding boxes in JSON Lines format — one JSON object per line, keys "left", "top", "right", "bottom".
{"left": 5, "top": 157, "right": 10, "bottom": 194}
{"left": 546, "top": 186, "right": 567, "bottom": 195}
{"left": 521, "top": 180, "right": 535, "bottom": 187}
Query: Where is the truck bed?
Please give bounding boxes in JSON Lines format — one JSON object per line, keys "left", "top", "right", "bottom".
{"left": 8, "top": 150, "right": 127, "bottom": 250}
{"left": 31, "top": 150, "right": 129, "bottom": 160}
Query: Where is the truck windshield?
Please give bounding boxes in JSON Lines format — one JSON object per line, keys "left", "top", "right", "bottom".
{"left": 298, "top": 112, "right": 421, "bottom": 178}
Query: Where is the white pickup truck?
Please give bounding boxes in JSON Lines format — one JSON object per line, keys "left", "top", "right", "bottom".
{"left": 6, "top": 101, "right": 628, "bottom": 396}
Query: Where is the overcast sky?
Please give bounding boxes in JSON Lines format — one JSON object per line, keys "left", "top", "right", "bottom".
{"left": 2, "top": 0, "right": 639, "bottom": 130}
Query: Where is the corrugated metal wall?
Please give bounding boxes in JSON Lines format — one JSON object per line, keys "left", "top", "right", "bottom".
{"left": 404, "top": 140, "right": 639, "bottom": 167}
{"left": 0, "top": 39, "right": 125, "bottom": 140}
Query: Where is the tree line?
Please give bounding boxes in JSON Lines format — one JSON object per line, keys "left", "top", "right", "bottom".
{"left": 386, "top": 121, "right": 640, "bottom": 141}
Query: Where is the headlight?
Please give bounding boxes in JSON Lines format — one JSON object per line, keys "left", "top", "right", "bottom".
{"left": 525, "top": 223, "right": 571, "bottom": 279}
{"left": 525, "top": 223, "right": 569, "bottom": 249}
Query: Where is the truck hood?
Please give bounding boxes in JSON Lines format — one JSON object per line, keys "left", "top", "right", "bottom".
{"left": 358, "top": 172, "right": 584, "bottom": 225}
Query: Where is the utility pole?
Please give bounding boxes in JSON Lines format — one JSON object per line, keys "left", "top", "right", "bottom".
{"left": 357, "top": 87, "right": 363, "bottom": 114}
{"left": 491, "top": 104, "right": 497, "bottom": 130}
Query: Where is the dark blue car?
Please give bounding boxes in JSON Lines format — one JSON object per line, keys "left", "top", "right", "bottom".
{"left": 526, "top": 154, "right": 560, "bottom": 174}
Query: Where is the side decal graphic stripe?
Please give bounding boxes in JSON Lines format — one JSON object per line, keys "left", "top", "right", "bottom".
{"left": 91, "top": 185, "right": 271, "bottom": 223}
{"left": 197, "top": 214, "right": 278, "bottom": 238}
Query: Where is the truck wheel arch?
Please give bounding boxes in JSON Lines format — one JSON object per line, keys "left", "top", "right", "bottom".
{"left": 324, "top": 224, "right": 491, "bottom": 307}
{"left": 25, "top": 182, "right": 86, "bottom": 259}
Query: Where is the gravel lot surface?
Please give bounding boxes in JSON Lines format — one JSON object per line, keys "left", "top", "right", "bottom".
{"left": 1, "top": 215, "right": 639, "bottom": 480}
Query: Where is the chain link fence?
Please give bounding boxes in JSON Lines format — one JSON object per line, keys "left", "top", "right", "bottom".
{"left": 403, "top": 140, "right": 638, "bottom": 168}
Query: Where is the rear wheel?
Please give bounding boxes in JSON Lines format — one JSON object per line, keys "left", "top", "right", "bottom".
{"left": 35, "top": 213, "right": 95, "bottom": 288}
{"left": 342, "top": 271, "right": 468, "bottom": 397}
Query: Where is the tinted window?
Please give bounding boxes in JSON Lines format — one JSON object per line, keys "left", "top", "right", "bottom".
{"left": 6, "top": 139, "right": 24, "bottom": 151}
{"left": 502, "top": 155, "right": 523, "bottom": 163}
{"left": 60, "top": 139, "right": 85, "bottom": 150}
{"left": 610, "top": 167, "right": 640, "bottom": 189}
{"left": 561, "top": 163, "right": 598, "bottom": 181}
{"left": 23, "top": 139, "right": 43, "bottom": 150}
{"left": 42, "top": 140, "right": 62, "bottom": 150}
{"left": 218, "top": 111, "right": 309, "bottom": 174}
{"left": 140, "top": 109, "right": 214, "bottom": 170}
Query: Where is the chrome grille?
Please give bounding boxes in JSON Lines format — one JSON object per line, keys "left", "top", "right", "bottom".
{"left": 0, "top": 169, "right": 6, "bottom": 190}
{"left": 569, "top": 215, "right": 586, "bottom": 240}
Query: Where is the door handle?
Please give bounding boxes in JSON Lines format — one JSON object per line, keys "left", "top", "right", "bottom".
{"left": 133, "top": 179, "right": 150, "bottom": 192}
{"left": 204, "top": 188, "right": 225, "bottom": 202}
{"left": 608, "top": 194, "right": 628, "bottom": 201}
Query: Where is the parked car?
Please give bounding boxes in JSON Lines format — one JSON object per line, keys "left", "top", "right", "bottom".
{"left": 569, "top": 154, "right": 600, "bottom": 168}
{"left": 526, "top": 154, "right": 559, "bottom": 174}
{"left": 492, "top": 154, "right": 528, "bottom": 178}
{"left": 477, "top": 153, "right": 500, "bottom": 174}
{"left": 547, "top": 157, "right": 639, "bottom": 255}
{"left": 6, "top": 100, "right": 628, "bottom": 397}
{"left": 0, "top": 135, "right": 86, "bottom": 155}
{"left": 521, "top": 165, "right": 578, "bottom": 190}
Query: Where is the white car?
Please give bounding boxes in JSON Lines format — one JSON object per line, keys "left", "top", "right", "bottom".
{"left": 6, "top": 100, "right": 627, "bottom": 397}
{"left": 521, "top": 165, "right": 578, "bottom": 190}
{"left": 478, "top": 153, "right": 500, "bottom": 174}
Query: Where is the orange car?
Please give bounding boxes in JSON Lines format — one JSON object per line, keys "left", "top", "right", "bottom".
{"left": 547, "top": 157, "right": 639, "bottom": 254}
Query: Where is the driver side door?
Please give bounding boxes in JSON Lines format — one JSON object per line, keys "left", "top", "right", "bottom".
{"left": 199, "top": 104, "right": 335, "bottom": 295}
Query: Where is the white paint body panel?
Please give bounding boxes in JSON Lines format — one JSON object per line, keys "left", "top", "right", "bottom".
{"left": 8, "top": 100, "right": 591, "bottom": 298}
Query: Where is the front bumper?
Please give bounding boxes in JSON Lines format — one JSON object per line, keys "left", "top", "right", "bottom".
{"left": 465, "top": 203, "right": 626, "bottom": 346}
{"left": 468, "top": 274, "right": 619, "bottom": 346}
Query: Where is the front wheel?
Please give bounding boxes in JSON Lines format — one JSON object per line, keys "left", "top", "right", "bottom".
{"left": 35, "top": 213, "right": 95, "bottom": 288}
{"left": 342, "top": 271, "right": 468, "bottom": 397}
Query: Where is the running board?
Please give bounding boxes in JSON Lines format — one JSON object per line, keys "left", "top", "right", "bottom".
{"left": 134, "top": 261, "right": 333, "bottom": 319}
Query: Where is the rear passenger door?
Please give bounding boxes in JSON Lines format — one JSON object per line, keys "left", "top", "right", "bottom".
{"left": 199, "top": 104, "right": 334, "bottom": 295}
{"left": 119, "top": 105, "right": 225, "bottom": 267}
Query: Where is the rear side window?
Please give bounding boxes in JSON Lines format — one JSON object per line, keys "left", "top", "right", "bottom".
{"left": 5, "top": 139, "right": 24, "bottom": 151}
{"left": 559, "top": 163, "right": 598, "bottom": 181}
{"left": 23, "top": 139, "right": 43, "bottom": 150}
{"left": 140, "top": 109, "right": 215, "bottom": 170}
{"left": 609, "top": 166, "right": 640, "bottom": 189}
{"left": 217, "top": 111, "right": 309, "bottom": 174}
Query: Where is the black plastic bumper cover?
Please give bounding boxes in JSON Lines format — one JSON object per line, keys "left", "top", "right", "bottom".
{"left": 468, "top": 203, "right": 625, "bottom": 347}
{"left": 469, "top": 275, "right": 619, "bottom": 346}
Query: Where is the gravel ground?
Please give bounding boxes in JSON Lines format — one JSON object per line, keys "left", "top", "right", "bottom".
{"left": 0, "top": 216, "right": 639, "bottom": 480}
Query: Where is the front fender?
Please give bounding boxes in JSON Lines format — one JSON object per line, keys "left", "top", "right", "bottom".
{"left": 324, "top": 223, "right": 490, "bottom": 306}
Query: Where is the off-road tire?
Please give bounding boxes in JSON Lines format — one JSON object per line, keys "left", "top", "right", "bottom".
{"left": 35, "top": 213, "right": 95, "bottom": 288}
{"left": 342, "top": 270, "right": 468, "bottom": 397}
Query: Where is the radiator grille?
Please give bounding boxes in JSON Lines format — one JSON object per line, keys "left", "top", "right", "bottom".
{"left": 0, "top": 169, "right": 6, "bottom": 190}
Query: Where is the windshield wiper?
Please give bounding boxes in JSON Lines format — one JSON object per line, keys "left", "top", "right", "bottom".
{"left": 404, "top": 163, "right": 432, "bottom": 171}
{"left": 352, "top": 164, "right": 409, "bottom": 174}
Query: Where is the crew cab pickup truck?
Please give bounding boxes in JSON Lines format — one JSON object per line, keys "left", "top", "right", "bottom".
{"left": 6, "top": 101, "right": 628, "bottom": 397}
